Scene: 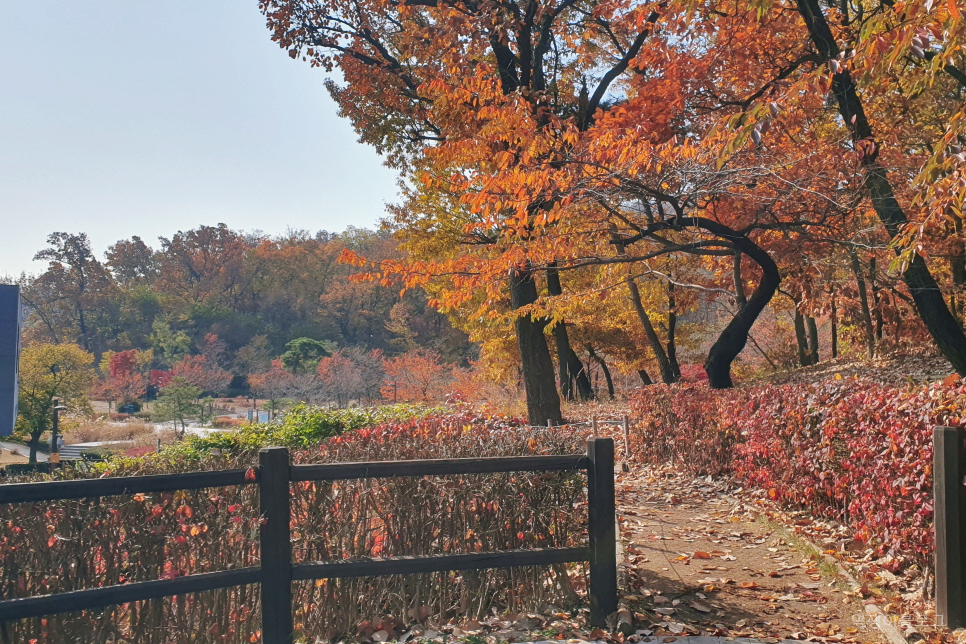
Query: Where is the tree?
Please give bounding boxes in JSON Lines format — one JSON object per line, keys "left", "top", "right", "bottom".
{"left": 27, "top": 232, "right": 117, "bottom": 353}
{"left": 280, "top": 337, "right": 330, "bottom": 374}
{"left": 153, "top": 377, "right": 202, "bottom": 439}
{"left": 235, "top": 335, "right": 272, "bottom": 374}
{"left": 381, "top": 349, "right": 450, "bottom": 403}
{"left": 170, "top": 355, "right": 232, "bottom": 396}
{"left": 248, "top": 360, "right": 295, "bottom": 419}
{"left": 16, "top": 343, "right": 95, "bottom": 462}
{"left": 93, "top": 349, "right": 147, "bottom": 412}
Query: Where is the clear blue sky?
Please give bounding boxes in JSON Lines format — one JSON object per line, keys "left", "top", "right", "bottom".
{"left": 0, "top": 0, "right": 398, "bottom": 277}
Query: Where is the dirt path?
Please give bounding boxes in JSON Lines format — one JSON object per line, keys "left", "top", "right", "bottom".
{"left": 615, "top": 466, "right": 884, "bottom": 644}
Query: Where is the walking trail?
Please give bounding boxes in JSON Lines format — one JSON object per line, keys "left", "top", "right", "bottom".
{"left": 613, "top": 465, "right": 887, "bottom": 644}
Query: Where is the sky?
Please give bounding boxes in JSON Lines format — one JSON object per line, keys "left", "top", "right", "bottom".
{"left": 0, "top": 1, "right": 399, "bottom": 277}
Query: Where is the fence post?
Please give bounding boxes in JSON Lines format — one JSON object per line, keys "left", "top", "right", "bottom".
{"left": 622, "top": 414, "right": 631, "bottom": 460}
{"left": 587, "top": 437, "right": 617, "bottom": 627}
{"left": 935, "top": 426, "right": 966, "bottom": 630}
{"left": 259, "top": 447, "right": 293, "bottom": 644}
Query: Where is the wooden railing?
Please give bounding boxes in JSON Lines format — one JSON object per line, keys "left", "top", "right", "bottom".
{"left": 0, "top": 438, "right": 617, "bottom": 643}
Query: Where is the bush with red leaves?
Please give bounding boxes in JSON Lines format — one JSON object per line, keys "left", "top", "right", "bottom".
{"left": 630, "top": 377, "right": 966, "bottom": 567}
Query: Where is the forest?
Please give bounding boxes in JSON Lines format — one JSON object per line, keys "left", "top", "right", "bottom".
{"left": 253, "top": 0, "right": 966, "bottom": 424}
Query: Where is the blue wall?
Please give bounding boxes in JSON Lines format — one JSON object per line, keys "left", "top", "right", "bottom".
{"left": 0, "top": 285, "right": 21, "bottom": 436}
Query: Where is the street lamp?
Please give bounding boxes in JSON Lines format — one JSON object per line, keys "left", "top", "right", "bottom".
{"left": 50, "top": 400, "right": 66, "bottom": 465}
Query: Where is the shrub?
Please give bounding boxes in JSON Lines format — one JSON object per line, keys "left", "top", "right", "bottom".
{"left": 0, "top": 413, "right": 586, "bottom": 643}
{"left": 211, "top": 416, "right": 247, "bottom": 429}
{"left": 176, "top": 402, "right": 447, "bottom": 455}
{"left": 631, "top": 377, "right": 966, "bottom": 569}
{"left": 108, "top": 412, "right": 131, "bottom": 422}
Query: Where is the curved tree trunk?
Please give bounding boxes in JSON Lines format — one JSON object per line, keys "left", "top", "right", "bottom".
{"left": 695, "top": 219, "right": 781, "bottom": 388}
{"left": 797, "top": 0, "right": 966, "bottom": 374}
{"left": 587, "top": 346, "right": 615, "bottom": 399}
{"left": 547, "top": 263, "right": 594, "bottom": 401}
{"left": 638, "top": 369, "right": 653, "bottom": 385}
{"left": 510, "top": 267, "right": 562, "bottom": 425}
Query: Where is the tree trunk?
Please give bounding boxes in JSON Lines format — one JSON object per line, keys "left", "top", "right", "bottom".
{"left": 28, "top": 435, "right": 40, "bottom": 464}
{"left": 830, "top": 287, "right": 838, "bottom": 359}
{"left": 638, "top": 369, "right": 653, "bottom": 385}
{"left": 849, "top": 247, "right": 876, "bottom": 359}
{"left": 870, "top": 258, "right": 884, "bottom": 342}
{"left": 546, "top": 264, "right": 594, "bottom": 401}
{"left": 611, "top": 233, "right": 677, "bottom": 384}
{"left": 510, "top": 268, "right": 562, "bottom": 425}
{"left": 797, "top": 0, "right": 966, "bottom": 374}
{"left": 627, "top": 277, "right": 676, "bottom": 383}
{"left": 733, "top": 251, "right": 747, "bottom": 309}
{"left": 702, "top": 223, "right": 781, "bottom": 389}
{"left": 806, "top": 316, "right": 819, "bottom": 364}
{"left": 794, "top": 309, "right": 809, "bottom": 367}
{"left": 587, "top": 346, "right": 615, "bottom": 399}
{"left": 667, "top": 282, "right": 681, "bottom": 381}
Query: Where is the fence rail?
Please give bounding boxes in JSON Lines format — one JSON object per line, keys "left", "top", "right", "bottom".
{"left": 0, "top": 439, "right": 617, "bottom": 643}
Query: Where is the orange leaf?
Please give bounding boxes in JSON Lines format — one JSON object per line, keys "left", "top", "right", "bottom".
{"left": 693, "top": 551, "right": 712, "bottom": 559}
{"left": 950, "top": 0, "right": 961, "bottom": 19}
{"left": 740, "top": 582, "right": 759, "bottom": 589}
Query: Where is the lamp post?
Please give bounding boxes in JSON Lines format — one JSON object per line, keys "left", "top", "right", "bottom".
{"left": 50, "top": 400, "right": 66, "bottom": 465}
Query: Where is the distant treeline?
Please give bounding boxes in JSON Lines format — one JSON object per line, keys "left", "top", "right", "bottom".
{"left": 7, "top": 226, "right": 475, "bottom": 380}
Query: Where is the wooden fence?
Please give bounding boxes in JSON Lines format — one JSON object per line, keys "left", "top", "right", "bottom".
{"left": 0, "top": 438, "right": 617, "bottom": 643}
{"left": 935, "top": 426, "right": 966, "bottom": 629}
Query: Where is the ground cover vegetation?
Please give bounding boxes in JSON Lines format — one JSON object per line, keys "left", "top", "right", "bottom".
{"left": 0, "top": 414, "right": 587, "bottom": 644}
{"left": 630, "top": 374, "right": 966, "bottom": 574}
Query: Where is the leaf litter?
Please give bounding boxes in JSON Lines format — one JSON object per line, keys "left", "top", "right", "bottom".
{"left": 614, "top": 464, "right": 886, "bottom": 644}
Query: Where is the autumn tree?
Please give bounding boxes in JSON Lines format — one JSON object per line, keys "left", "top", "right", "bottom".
{"left": 16, "top": 343, "right": 95, "bottom": 462}
{"left": 94, "top": 349, "right": 147, "bottom": 412}
{"left": 382, "top": 349, "right": 450, "bottom": 403}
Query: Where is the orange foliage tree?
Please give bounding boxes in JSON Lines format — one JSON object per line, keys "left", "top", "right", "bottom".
{"left": 381, "top": 349, "right": 450, "bottom": 403}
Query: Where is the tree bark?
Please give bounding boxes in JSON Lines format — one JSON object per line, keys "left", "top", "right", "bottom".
{"left": 28, "top": 435, "right": 40, "bottom": 464}
{"left": 797, "top": 0, "right": 966, "bottom": 374}
{"left": 546, "top": 263, "right": 594, "bottom": 401}
{"left": 510, "top": 268, "right": 562, "bottom": 425}
{"left": 638, "top": 369, "right": 653, "bottom": 385}
{"left": 830, "top": 286, "right": 838, "bottom": 359}
{"left": 794, "top": 309, "right": 809, "bottom": 367}
{"left": 848, "top": 247, "right": 876, "bottom": 359}
{"left": 870, "top": 258, "right": 884, "bottom": 342}
{"left": 666, "top": 282, "right": 681, "bottom": 381}
{"left": 806, "top": 316, "right": 819, "bottom": 364}
{"left": 733, "top": 251, "right": 747, "bottom": 309}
